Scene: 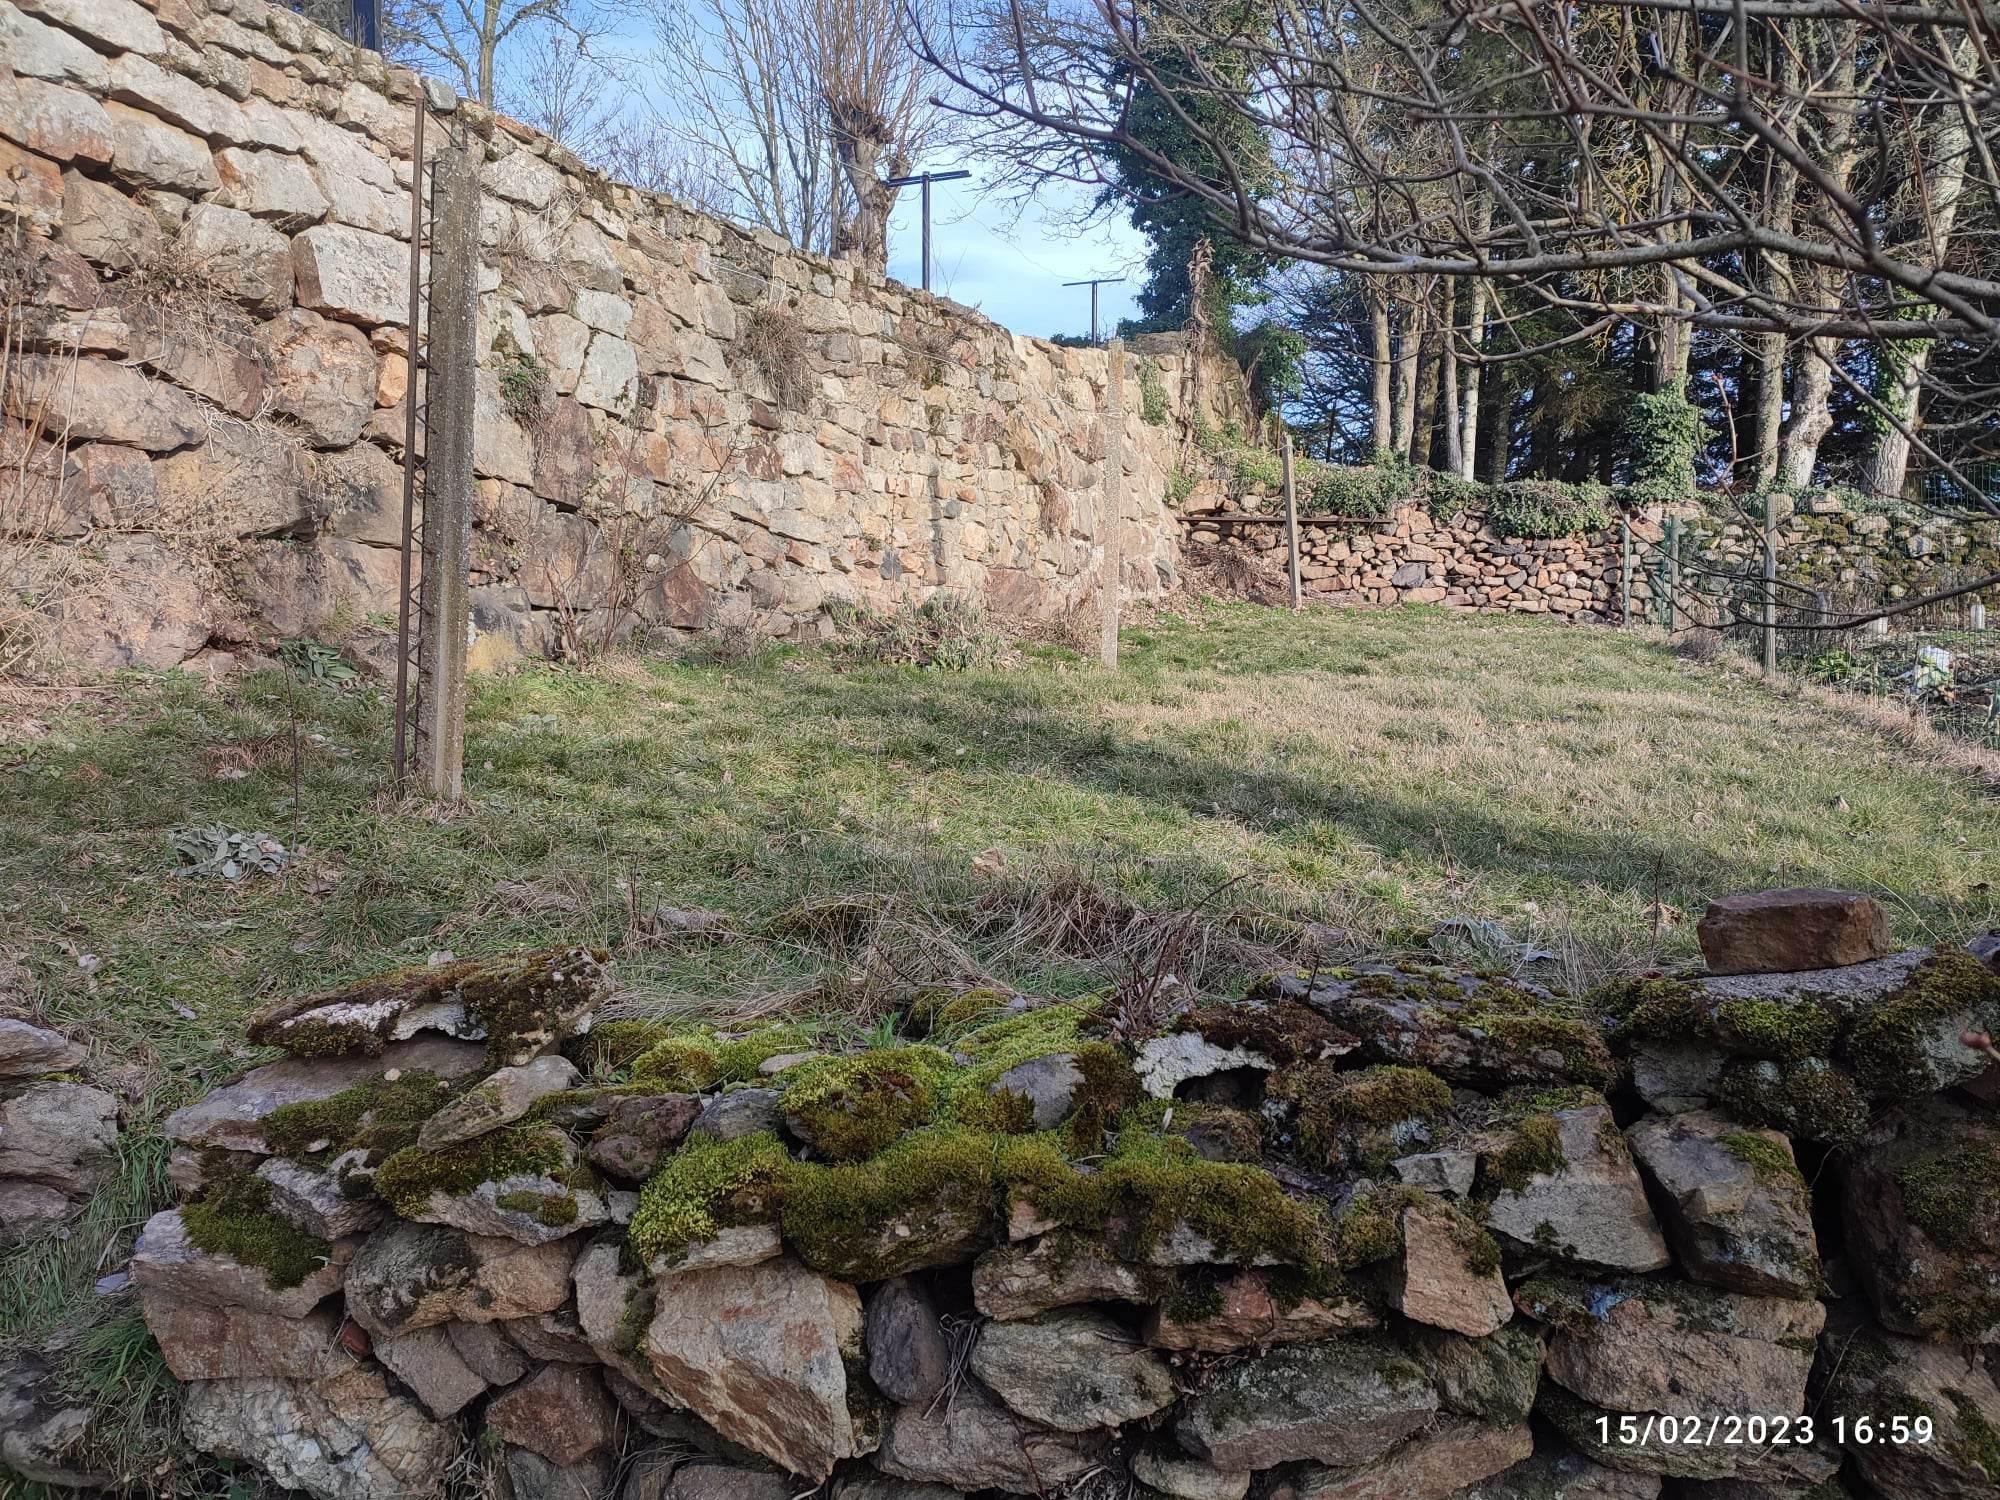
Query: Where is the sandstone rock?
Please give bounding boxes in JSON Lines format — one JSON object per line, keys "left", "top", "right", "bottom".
{"left": 0, "top": 1180, "right": 75, "bottom": 1246}
{"left": 1134, "top": 1030, "right": 1275, "bottom": 1099}
{"left": 0, "top": 136, "right": 63, "bottom": 228}
{"left": 972, "top": 1233, "right": 1154, "bottom": 1319}
{"left": 153, "top": 418, "right": 311, "bottom": 537}
{"left": 649, "top": 1224, "right": 782, "bottom": 1274}
{"left": 256, "top": 307, "right": 378, "bottom": 448}
{"left": 1263, "top": 967, "right": 1614, "bottom": 1089}
{"left": 1277, "top": 1421, "right": 1534, "bottom": 1500}
{"left": 215, "top": 144, "right": 328, "bottom": 219}
{"left": 1844, "top": 1097, "right": 2000, "bottom": 1341}
{"left": 866, "top": 1275, "right": 952, "bottom": 1406}
{"left": 59, "top": 165, "right": 159, "bottom": 268}
{"left": 970, "top": 1307, "right": 1176, "bottom": 1432}
{"left": 1409, "top": 1322, "right": 1544, "bottom": 1426}
{"left": 0, "top": 1081, "right": 116, "bottom": 1196}
{"left": 1522, "top": 1276, "right": 1823, "bottom": 1452}
{"left": 103, "top": 99, "right": 215, "bottom": 193}
{"left": 1453, "top": 1447, "right": 1662, "bottom": 1499}
{"left": 18, "top": 0, "right": 166, "bottom": 61}
{"left": 133, "top": 320, "right": 269, "bottom": 419}
{"left": 45, "top": 531, "right": 212, "bottom": 669}
{"left": 1480, "top": 1106, "right": 1670, "bottom": 1270}
{"left": 1385, "top": 1197, "right": 1511, "bottom": 1336}
{"left": 828, "top": 1476, "right": 963, "bottom": 1500}
{"left": 373, "top": 1323, "right": 493, "bottom": 1419}
{"left": 0, "top": 6, "right": 111, "bottom": 90}
{"left": 183, "top": 1365, "right": 459, "bottom": 1500}
{"left": 1144, "top": 1268, "right": 1377, "bottom": 1352}
{"left": 1818, "top": 1320, "right": 2000, "bottom": 1497}
{"left": 143, "top": 1294, "right": 346, "bottom": 1380}
{"left": 179, "top": 201, "right": 291, "bottom": 313}
{"left": 244, "top": 948, "right": 607, "bottom": 1064}
{"left": 642, "top": 1255, "right": 865, "bottom": 1480}
{"left": 2, "top": 354, "right": 202, "bottom": 452}
{"left": 1697, "top": 889, "right": 1891, "bottom": 975}
{"left": 571, "top": 1238, "right": 662, "bottom": 1390}
{"left": 0, "top": 1018, "right": 85, "bottom": 1078}
{"left": 162, "top": 1037, "right": 485, "bottom": 1152}
{"left": 397, "top": 1152, "right": 612, "bottom": 1246}
{"left": 875, "top": 1386, "right": 1099, "bottom": 1493}
{"left": 585, "top": 1092, "right": 700, "bottom": 1180}
{"left": 487, "top": 1364, "right": 619, "bottom": 1466}
{"left": 345, "top": 1222, "right": 575, "bottom": 1339}
{"left": 500, "top": 1307, "right": 597, "bottom": 1365}
{"left": 293, "top": 222, "right": 414, "bottom": 326}
{"left": 1627, "top": 1111, "right": 1818, "bottom": 1298}
{"left": 0, "top": 1353, "right": 111, "bottom": 1489}
{"left": 1130, "top": 1446, "right": 1251, "bottom": 1500}
{"left": 1391, "top": 1148, "right": 1477, "bottom": 1198}
{"left": 501, "top": 1446, "right": 613, "bottom": 1500}
{"left": 575, "top": 331, "right": 638, "bottom": 412}
{"left": 1176, "top": 1334, "right": 1439, "bottom": 1471}
{"left": 131, "top": 1208, "right": 349, "bottom": 1319}
{"left": 659, "top": 1460, "right": 797, "bottom": 1500}
{"left": 418, "top": 1055, "right": 580, "bottom": 1149}
{"left": 2, "top": 76, "right": 114, "bottom": 164}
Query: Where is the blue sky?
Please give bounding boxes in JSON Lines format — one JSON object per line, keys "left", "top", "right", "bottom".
{"left": 880, "top": 172, "right": 1152, "bottom": 339}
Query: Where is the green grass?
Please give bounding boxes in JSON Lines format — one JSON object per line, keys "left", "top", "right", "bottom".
{"left": 2, "top": 601, "right": 1997, "bottom": 1482}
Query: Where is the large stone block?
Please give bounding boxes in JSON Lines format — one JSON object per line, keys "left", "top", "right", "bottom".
{"left": 293, "top": 222, "right": 412, "bottom": 326}
{"left": 2, "top": 354, "right": 204, "bottom": 451}
{"left": 103, "top": 99, "right": 215, "bottom": 193}
{"left": 154, "top": 418, "right": 310, "bottom": 538}
{"left": 106, "top": 50, "right": 245, "bottom": 141}
{"left": 256, "top": 307, "right": 377, "bottom": 447}
{"left": 59, "top": 165, "right": 160, "bottom": 269}
{"left": 1697, "top": 889, "right": 1892, "bottom": 975}
{"left": 180, "top": 201, "right": 292, "bottom": 314}
{"left": 214, "top": 145, "right": 328, "bottom": 220}
{"left": 0, "top": 75, "right": 114, "bottom": 164}
{"left": 0, "top": 5, "right": 111, "bottom": 88}
{"left": 16, "top": 0, "right": 166, "bottom": 57}
{"left": 0, "top": 1082, "right": 116, "bottom": 1195}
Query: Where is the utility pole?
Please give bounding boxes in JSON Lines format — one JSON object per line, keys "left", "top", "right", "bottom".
{"left": 1063, "top": 277, "right": 1126, "bottom": 344}
{"left": 883, "top": 169, "right": 969, "bottom": 292}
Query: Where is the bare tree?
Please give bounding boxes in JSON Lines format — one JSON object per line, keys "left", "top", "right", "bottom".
{"left": 501, "top": 26, "right": 617, "bottom": 154}
{"left": 642, "top": 0, "right": 953, "bottom": 269}
{"left": 915, "top": 0, "right": 2000, "bottom": 500}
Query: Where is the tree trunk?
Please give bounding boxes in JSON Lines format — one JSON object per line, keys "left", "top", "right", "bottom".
{"left": 1390, "top": 284, "right": 1422, "bottom": 459}
{"left": 1776, "top": 25, "right": 1855, "bottom": 489}
{"left": 1441, "top": 278, "right": 1463, "bottom": 479}
{"left": 1459, "top": 279, "right": 1486, "bottom": 482}
{"left": 1860, "top": 32, "right": 1975, "bottom": 499}
{"left": 827, "top": 98, "right": 903, "bottom": 273}
{"left": 1412, "top": 289, "right": 1442, "bottom": 468}
{"left": 1368, "top": 284, "right": 1393, "bottom": 455}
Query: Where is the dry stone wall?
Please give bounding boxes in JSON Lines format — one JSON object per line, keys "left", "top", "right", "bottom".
{"left": 10, "top": 889, "right": 2000, "bottom": 1496}
{"left": 1186, "top": 492, "right": 1999, "bottom": 622}
{"left": 1, "top": 0, "right": 1247, "bottom": 677}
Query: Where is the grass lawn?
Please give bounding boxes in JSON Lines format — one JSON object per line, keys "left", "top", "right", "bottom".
{"left": 2, "top": 599, "right": 1995, "bottom": 1485}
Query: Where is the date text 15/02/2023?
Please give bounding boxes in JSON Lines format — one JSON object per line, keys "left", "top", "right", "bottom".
{"left": 1595, "top": 1414, "right": 1935, "bottom": 1448}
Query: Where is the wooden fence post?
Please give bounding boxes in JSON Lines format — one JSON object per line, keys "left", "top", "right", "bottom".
{"left": 1099, "top": 337, "right": 1124, "bottom": 669}
{"left": 1282, "top": 431, "right": 1301, "bottom": 611}
{"left": 413, "top": 135, "right": 480, "bottom": 800}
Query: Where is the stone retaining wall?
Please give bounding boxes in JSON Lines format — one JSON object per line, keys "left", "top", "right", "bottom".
{"left": 10, "top": 890, "right": 2000, "bottom": 1497}
{"left": 1, "top": 0, "right": 1248, "bottom": 677}
{"left": 1185, "top": 494, "right": 2000, "bottom": 621}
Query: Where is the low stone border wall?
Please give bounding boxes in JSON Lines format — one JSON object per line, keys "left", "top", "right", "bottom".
{"left": 7, "top": 889, "right": 1999, "bottom": 1497}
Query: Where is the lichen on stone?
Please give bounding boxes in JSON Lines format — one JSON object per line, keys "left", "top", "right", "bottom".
{"left": 181, "top": 1173, "right": 333, "bottom": 1290}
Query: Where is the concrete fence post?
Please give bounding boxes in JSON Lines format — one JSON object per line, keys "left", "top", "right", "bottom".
{"left": 1282, "top": 430, "right": 1301, "bottom": 611}
{"left": 414, "top": 137, "right": 481, "bottom": 800}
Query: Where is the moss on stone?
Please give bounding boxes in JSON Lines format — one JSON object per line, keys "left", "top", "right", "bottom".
{"left": 1275, "top": 1062, "right": 1451, "bottom": 1171}
{"left": 371, "top": 1125, "right": 575, "bottom": 1216}
{"left": 1483, "top": 1113, "right": 1567, "bottom": 1195}
{"left": 782, "top": 1046, "right": 952, "bottom": 1161}
{"left": 1720, "top": 1130, "right": 1805, "bottom": 1185}
{"left": 1845, "top": 948, "right": 2000, "bottom": 1098}
{"left": 181, "top": 1174, "right": 333, "bottom": 1291}
{"left": 1183, "top": 997, "right": 1352, "bottom": 1067}
{"left": 778, "top": 1125, "right": 1009, "bottom": 1280}
{"left": 1713, "top": 1056, "right": 1868, "bottom": 1145}
{"left": 1945, "top": 1388, "right": 2000, "bottom": 1482}
{"left": 1330, "top": 1185, "right": 1428, "bottom": 1268}
{"left": 259, "top": 1069, "right": 461, "bottom": 1163}
{"left": 910, "top": 986, "right": 1016, "bottom": 1037}
{"left": 1711, "top": 998, "right": 1839, "bottom": 1063}
{"left": 495, "top": 1188, "right": 581, "bottom": 1227}
{"left": 628, "top": 1131, "right": 792, "bottom": 1264}
{"left": 1897, "top": 1140, "right": 2000, "bottom": 1254}
{"left": 1597, "top": 977, "right": 1705, "bottom": 1048}
{"left": 629, "top": 1023, "right": 822, "bottom": 1092}
{"left": 570, "top": 1020, "right": 677, "bottom": 1073}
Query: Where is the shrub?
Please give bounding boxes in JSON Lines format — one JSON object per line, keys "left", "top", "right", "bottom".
{"left": 1623, "top": 391, "right": 1705, "bottom": 501}
{"left": 830, "top": 593, "right": 1006, "bottom": 671}
{"left": 499, "top": 353, "right": 552, "bottom": 426}
{"left": 1488, "top": 479, "right": 1613, "bottom": 539}
{"left": 1137, "top": 357, "right": 1169, "bottom": 426}
{"left": 1304, "top": 463, "right": 1394, "bottom": 518}
{"left": 743, "top": 305, "right": 816, "bottom": 409}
